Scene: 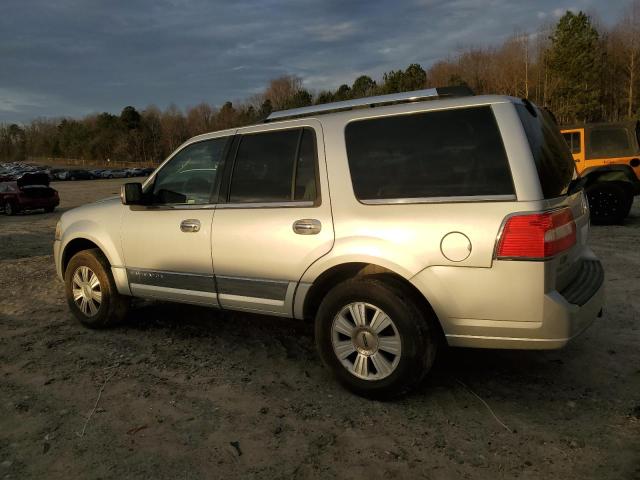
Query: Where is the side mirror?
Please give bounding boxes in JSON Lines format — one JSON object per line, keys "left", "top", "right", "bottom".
{"left": 121, "top": 182, "right": 144, "bottom": 205}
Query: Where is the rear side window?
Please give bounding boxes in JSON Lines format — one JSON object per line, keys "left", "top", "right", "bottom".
{"left": 589, "top": 127, "right": 632, "bottom": 157}
{"left": 229, "top": 128, "right": 318, "bottom": 203}
{"left": 516, "top": 105, "right": 575, "bottom": 199}
{"left": 345, "top": 106, "right": 514, "bottom": 201}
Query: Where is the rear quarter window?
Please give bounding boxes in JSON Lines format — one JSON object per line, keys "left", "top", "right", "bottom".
{"left": 516, "top": 104, "right": 575, "bottom": 199}
{"left": 345, "top": 106, "right": 514, "bottom": 201}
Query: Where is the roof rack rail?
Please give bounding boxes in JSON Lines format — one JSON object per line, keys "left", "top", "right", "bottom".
{"left": 265, "top": 86, "right": 474, "bottom": 122}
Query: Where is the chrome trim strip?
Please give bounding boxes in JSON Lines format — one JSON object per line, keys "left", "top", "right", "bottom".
{"left": 129, "top": 203, "right": 217, "bottom": 211}
{"left": 130, "top": 283, "right": 218, "bottom": 306}
{"left": 361, "top": 194, "right": 517, "bottom": 205}
{"left": 126, "top": 268, "right": 291, "bottom": 302}
{"left": 216, "top": 201, "right": 314, "bottom": 209}
{"left": 217, "top": 293, "right": 284, "bottom": 306}
{"left": 445, "top": 333, "right": 569, "bottom": 342}
{"left": 127, "top": 268, "right": 215, "bottom": 292}
{"left": 216, "top": 275, "right": 289, "bottom": 300}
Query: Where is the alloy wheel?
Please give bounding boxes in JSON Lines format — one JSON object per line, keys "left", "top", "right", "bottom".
{"left": 331, "top": 302, "right": 402, "bottom": 380}
{"left": 71, "top": 266, "right": 102, "bottom": 316}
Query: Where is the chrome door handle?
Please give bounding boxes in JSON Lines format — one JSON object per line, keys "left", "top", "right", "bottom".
{"left": 180, "top": 219, "right": 201, "bottom": 233}
{"left": 293, "top": 219, "right": 321, "bottom": 235}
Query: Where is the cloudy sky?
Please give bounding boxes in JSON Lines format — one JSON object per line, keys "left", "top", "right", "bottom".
{"left": 0, "top": 0, "right": 630, "bottom": 123}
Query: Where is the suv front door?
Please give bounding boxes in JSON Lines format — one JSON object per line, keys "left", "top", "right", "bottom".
{"left": 121, "top": 133, "right": 232, "bottom": 305}
{"left": 211, "top": 120, "right": 333, "bottom": 316}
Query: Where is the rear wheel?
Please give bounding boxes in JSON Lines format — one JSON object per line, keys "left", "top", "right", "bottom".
{"left": 4, "top": 201, "right": 17, "bottom": 215}
{"left": 64, "top": 249, "right": 129, "bottom": 328}
{"left": 586, "top": 182, "right": 633, "bottom": 225}
{"left": 315, "top": 278, "right": 437, "bottom": 399}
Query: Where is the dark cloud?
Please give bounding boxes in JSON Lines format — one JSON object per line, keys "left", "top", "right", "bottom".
{"left": 0, "top": 0, "right": 628, "bottom": 122}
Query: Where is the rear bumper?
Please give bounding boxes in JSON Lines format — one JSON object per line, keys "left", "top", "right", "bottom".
{"left": 411, "top": 255, "right": 605, "bottom": 350}
{"left": 445, "top": 279, "right": 604, "bottom": 349}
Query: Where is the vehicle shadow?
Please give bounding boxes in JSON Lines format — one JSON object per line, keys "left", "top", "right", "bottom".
{"left": 124, "top": 299, "right": 580, "bottom": 400}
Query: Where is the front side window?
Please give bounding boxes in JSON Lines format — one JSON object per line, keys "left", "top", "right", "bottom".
{"left": 589, "top": 128, "right": 632, "bottom": 158}
{"left": 228, "top": 128, "right": 318, "bottom": 203}
{"left": 345, "top": 106, "right": 514, "bottom": 201}
{"left": 152, "top": 137, "right": 228, "bottom": 205}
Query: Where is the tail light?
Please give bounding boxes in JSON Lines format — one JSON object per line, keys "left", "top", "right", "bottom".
{"left": 496, "top": 207, "right": 576, "bottom": 260}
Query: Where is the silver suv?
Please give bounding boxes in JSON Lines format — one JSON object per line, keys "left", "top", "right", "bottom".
{"left": 53, "top": 88, "right": 605, "bottom": 397}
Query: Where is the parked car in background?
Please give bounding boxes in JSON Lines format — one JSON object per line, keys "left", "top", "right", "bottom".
{"left": 48, "top": 168, "right": 69, "bottom": 181}
{"left": 89, "top": 169, "right": 106, "bottom": 179}
{"left": 125, "top": 167, "right": 145, "bottom": 177}
{"left": 1, "top": 172, "right": 59, "bottom": 215}
{"left": 103, "top": 169, "right": 129, "bottom": 179}
{"left": 55, "top": 89, "right": 604, "bottom": 398}
{"left": 561, "top": 122, "right": 640, "bottom": 224}
{"left": 67, "top": 169, "right": 92, "bottom": 181}
{"left": 1, "top": 161, "right": 42, "bottom": 180}
{"left": 140, "top": 167, "right": 155, "bottom": 176}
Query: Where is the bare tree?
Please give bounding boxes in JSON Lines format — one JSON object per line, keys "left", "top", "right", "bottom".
{"left": 264, "top": 75, "right": 304, "bottom": 110}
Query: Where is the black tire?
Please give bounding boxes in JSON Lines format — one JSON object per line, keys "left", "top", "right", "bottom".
{"left": 44, "top": 206, "right": 55, "bottom": 213}
{"left": 5, "top": 201, "right": 17, "bottom": 216}
{"left": 64, "top": 248, "right": 130, "bottom": 329}
{"left": 315, "top": 278, "right": 437, "bottom": 399}
{"left": 586, "top": 182, "right": 633, "bottom": 225}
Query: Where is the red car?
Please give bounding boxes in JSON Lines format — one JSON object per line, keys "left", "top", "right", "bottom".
{"left": 0, "top": 172, "right": 60, "bottom": 215}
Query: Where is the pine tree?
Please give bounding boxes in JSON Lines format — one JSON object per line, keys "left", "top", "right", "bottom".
{"left": 546, "top": 11, "right": 602, "bottom": 123}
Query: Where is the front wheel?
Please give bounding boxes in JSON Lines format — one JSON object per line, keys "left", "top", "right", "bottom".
{"left": 315, "top": 278, "right": 437, "bottom": 399}
{"left": 64, "top": 249, "right": 130, "bottom": 328}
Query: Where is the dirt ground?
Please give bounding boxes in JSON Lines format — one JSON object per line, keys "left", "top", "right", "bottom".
{"left": 1, "top": 179, "right": 639, "bottom": 480}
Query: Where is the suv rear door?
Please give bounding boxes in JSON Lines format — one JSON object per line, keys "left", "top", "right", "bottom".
{"left": 211, "top": 119, "right": 333, "bottom": 316}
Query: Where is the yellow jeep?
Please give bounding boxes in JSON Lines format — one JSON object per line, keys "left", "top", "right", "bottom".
{"left": 561, "top": 122, "right": 640, "bottom": 223}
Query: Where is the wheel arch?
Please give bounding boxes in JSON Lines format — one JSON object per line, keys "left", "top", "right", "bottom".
{"left": 581, "top": 164, "right": 640, "bottom": 195}
{"left": 61, "top": 237, "right": 106, "bottom": 276}
{"left": 298, "top": 262, "right": 445, "bottom": 341}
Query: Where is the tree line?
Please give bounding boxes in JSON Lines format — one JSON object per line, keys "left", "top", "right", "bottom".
{"left": 2, "top": 2, "right": 640, "bottom": 164}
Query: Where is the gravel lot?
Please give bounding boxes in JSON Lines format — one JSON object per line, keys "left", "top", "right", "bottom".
{"left": 1, "top": 179, "right": 639, "bottom": 479}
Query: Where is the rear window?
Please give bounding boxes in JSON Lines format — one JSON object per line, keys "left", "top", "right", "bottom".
{"left": 589, "top": 127, "right": 632, "bottom": 157}
{"left": 516, "top": 105, "right": 575, "bottom": 199}
{"left": 345, "top": 106, "right": 514, "bottom": 201}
